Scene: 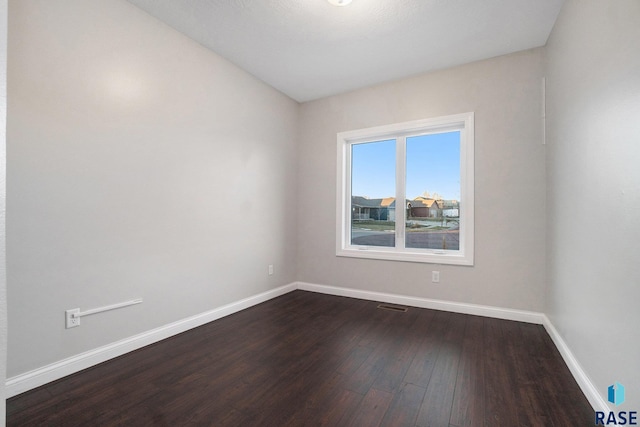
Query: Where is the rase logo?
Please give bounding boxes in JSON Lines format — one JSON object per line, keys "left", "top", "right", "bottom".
{"left": 610, "top": 382, "right": 626, "bottom": 406}
{"left": 595, "top": 382, "right": 637, "bottom": 425}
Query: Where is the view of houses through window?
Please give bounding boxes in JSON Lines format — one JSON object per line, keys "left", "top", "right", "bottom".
{"left": 351, "top": 131, "right": 461, "bottom": 251}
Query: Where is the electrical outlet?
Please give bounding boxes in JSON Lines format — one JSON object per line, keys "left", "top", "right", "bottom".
{"left": 268, "top": 264, "right": 274, "bottom": 276}
{"left": 432, "top": 271, "right": 440, "bottom": 283}
{"left": 66, "top": 308, "right": 80, "bottom": 329}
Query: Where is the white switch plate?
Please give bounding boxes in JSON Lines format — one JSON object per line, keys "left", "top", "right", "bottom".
{"left": 268, "top": 264, "right": 274, "bottom": 276}
{"left": 432, "top": 271, "right": 440, "bottom": 283}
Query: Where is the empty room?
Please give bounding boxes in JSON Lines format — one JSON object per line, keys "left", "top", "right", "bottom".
{"left": 1, "top": 0, "right": 639, "bottom": 425}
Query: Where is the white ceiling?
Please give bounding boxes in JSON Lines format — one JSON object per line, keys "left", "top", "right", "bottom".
{"left": 127, "top": 0, "right": 564, "bottom": 102}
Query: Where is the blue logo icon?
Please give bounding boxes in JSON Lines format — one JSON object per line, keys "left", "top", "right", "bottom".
{"left": 608, "top": 382, "right": 626, "bottom": 406}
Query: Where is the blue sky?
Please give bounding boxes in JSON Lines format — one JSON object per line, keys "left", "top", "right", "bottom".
{"left": 351, "top": 131, "right": 460, "bottom": 200}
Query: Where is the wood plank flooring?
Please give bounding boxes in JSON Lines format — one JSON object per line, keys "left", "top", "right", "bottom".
{"left": 7, "top": 290, "right": 595, "bottom": 426}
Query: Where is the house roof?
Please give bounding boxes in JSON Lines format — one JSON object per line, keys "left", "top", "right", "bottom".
{"left": 410, "top": 197, "right": 441, "bottom": 208}
{"left": 351, "top": 196, "right": 395, "bottom": 209}
{"left": 381, "top": 197, "right": 395, "bottom": 208}
{"left": 352, "top": 196, "right": 458, "bottom": 209}
{"left": 351, "top": 196, "right": 384, "bottom": 208}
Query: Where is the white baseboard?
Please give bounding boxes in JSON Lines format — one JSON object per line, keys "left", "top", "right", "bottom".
{"left": 5, "top": 283, "right": 297, "bottom": 398}
{"left": 6, "top": 280, "right": 606, "bottom": 415}
{"left": 296, "top": 281, "right": 545, "bottom": 324}
{"left": 542, "top": 315, "right": 608, "bottom": 413}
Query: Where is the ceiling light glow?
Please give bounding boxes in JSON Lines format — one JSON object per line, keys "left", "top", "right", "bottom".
{"left": 328, "top": 0, "right": 352, "bottom": 6}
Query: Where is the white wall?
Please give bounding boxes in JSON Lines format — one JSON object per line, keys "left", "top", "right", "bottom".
{"left": 297, "top": 49, "right": 546, "bottom": 312}
{"left": 0, "top": 0, "right": 7, "bottom": 422}
{"left": 545, "top": 0, "right": 640, "bottom": 409}
{"left": 8, "top": 0, "right": 639, "bottom": 415}
{"left": 7, "top": 0, "right": 298, "bottom": 378}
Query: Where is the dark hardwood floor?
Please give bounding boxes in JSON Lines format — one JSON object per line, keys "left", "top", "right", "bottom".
{"left": 7, "top": 290, "right": 594, "bottom": 426}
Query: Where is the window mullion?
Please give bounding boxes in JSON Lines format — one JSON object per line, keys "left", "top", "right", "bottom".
{"left": 344, "top": 142, "right": 353, "bottom": 248}
{"left": 395, "top": 136, "right": 406, "bottom": 250}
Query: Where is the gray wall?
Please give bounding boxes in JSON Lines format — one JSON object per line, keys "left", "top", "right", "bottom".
{"left": 297, "top": 48, "right": 547, "bottom": 312}
{"left": 7, "top": 0, "right": 298, "bottom": 377}
{"left": 0, "top": 0, "right": 7, "bottom": 422}
{"left": 6, "top": 0, "right": 639, "bottom": 413}
{"left": 545, "top": 0, "right": 640, "bottom": 409}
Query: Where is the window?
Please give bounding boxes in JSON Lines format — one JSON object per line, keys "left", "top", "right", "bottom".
{"left": 336, "top": 112, "right": 474, "bottom": 265}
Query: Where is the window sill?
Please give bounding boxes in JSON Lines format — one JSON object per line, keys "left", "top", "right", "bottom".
{"left": 336, "top": 246, "right": 474, "bottom": 266}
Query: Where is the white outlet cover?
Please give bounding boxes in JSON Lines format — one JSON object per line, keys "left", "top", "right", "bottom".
{"left": 66, "top": 308, "right": 80, "bottom": 328}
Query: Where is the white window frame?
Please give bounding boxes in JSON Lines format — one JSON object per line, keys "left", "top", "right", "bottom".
{"left": 336, "top": 112, "right": 474, "bottom": 266}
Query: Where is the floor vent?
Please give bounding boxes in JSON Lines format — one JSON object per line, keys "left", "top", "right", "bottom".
{"left": 377, "top": 303, "right": 408, "bottom": 312}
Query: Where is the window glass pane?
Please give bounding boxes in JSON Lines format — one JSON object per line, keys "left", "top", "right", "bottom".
{"left": 405, "top": 132, "right": 460, "bottom": 250}
{"left": 351, "top": 139, "right": 396, "bottom": 247}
